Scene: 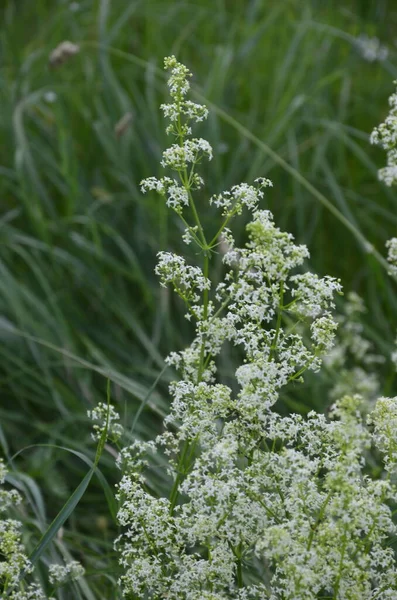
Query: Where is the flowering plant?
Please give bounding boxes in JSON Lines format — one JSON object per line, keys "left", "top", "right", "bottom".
{"left": 0, "top": 459, "right": 85, "bottom": 599}
{"left": 113, "top": 57, "right": 397, "bottom": 599}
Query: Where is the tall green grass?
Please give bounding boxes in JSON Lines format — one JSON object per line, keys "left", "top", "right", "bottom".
{"left": 1, "top": 0, "right": 397, "bottom": 597}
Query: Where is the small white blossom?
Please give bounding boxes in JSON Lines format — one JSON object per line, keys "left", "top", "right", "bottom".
{"left": 371, "top": 83, "right": 397, "bottom": 186}
{"left": 48, "top": 560, "right": 85, "bottom": 585}
{"left": 355, "top": 33, "right": 388, "bottom": 62}
{"left": 386, "top": 237, "right": 397, "bottom": 276}
{"left": 140, "top": 176, "right": 172, "bottom": 195}
{"left": 161, "top": 138, "right": 213, "bottom": 170}
{"left": 310, "top": 314, "right": 338, "bottom": 352}
{"left": 210, "top": 180, "right": 272, "bottom": 216}
{"left": 155, "top": 252, "right": 210, "bottom": 304}
{"left": 8, "top": 583, "right": 48, "bottom": 600}
{"left": 87, "top": 401, "right": 123, "bottom": 442}
{"left": 368, "top": 397, "right": 397, "bottom": 472}
{"left": 43, "top": 91, "right": 57, "bottom": 103}
{"left": 290, "top": 273, "right": 342, "bottom": 318}
{"left": 324, "top": 292, "right": 384, "bottom": 403}
{"left": 164, "top": 55, "right": 192, "bottom": 98}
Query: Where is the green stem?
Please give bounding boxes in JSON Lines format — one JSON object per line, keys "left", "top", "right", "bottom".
{"left": 177, "top": 211, "right": 203, "bottom": 247}
{"left": 236, "top": 556, "right": 243, "bottom": 588}
{"left": 168, "top": 438, "right": 198, "bottom": 514}
{"left": 288, "top": 349, "right": 321, "bottom": 382}
{"left": 307, "top": 492, "right": 331, "bottom": 551}
{"left": 208, "top": 212, "right": 234, "bottom": 248}
{"left": 230, "top": 542, "right": 244, "bottom": 588}
{"left": 333, "top": 530, "right": 347, "bottom": 599}
{"left": 169, "top": 441, "right": 189, "bottom": 514}
{"left": 269, "top": 281, "right": 284, "bottom": 360}
{"left": 197, "top": 253, "right": 210, "bottom": 383}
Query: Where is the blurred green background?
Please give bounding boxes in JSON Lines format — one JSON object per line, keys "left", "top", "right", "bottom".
{"left": 1, "top": 0, "right": 397, "bottom": 596}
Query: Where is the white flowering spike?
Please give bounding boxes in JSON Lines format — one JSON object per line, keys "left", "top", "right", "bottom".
{"left": 115, "top": 56, "right": 397, "bottom": 599}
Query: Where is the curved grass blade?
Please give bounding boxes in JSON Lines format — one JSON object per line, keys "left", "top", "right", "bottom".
{"left": 10, "top": 443, "right": 117, "bottom": 523}
{"left": 30, "top": 381, "right": 112, "bottom": 566}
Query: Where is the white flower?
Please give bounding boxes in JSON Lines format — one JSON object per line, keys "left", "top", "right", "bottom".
{"left": 290, "top": 273, "right": 342, "bottom": 318}
{"left": 371, "top": 83, "right": 397, "bottom": 187}
{"left": 355, "top": 34, "right": 388, "bottom": 62}
{"left": 386, "top": 237, "right": 397, "bottom": 276}
{"left": 87, "top": 401, "right": 123, "bottom": 442}
{"left": 161, "top": 138, "right": 213, "bottom": 170}
{"left": 210, "top": 181, "right": 271, "bottom": 216}
{"left": 310, "top": 314, "right": 338, "bottom": 352}
{"left": 155, "top": 252, "right": 210, "bottom": 304}
{"left": 43, "top": 91, "right": 57, "bottom": 103}
{"left": 368, "top": 397, "right": 397, "bottom": 472}
{"left": 48, "top": 560, "right": 85, "bottom": 585}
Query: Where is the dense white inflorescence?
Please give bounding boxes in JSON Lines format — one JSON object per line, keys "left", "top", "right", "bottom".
{"left": 386, "top": 237, "right": 397, "bottom": 277}
{"left": 114, "top": 56, "right": 397, "bottom": 599}
{"left": 324, "top": 291, "right": 385, "bottom": 403}
{"left": 0, "top": 459, "right": 37, "bottom": 597}
{"left": 48, "top": 561, "right": 85, "bottom": 586}
{"left": 0, "top": 460, "right": 85, "bottom": 598}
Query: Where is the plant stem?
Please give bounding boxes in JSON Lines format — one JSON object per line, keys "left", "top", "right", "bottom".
{"left": 169, "top": 441, "right": 189, "bottom": 514}
{"left": 269, "top": 280, "right": 284, "bottom": 360}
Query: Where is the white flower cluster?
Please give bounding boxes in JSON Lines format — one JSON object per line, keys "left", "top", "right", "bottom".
{"left": 355, "top": 33, "right": 388, "bottom": 63}
{"left": 87, "top": 401, "right": 123, "bottom": 442}
{"left": 115, "top": 56, "right": 397, "bottom": 599}
{"left": 324, "top": 292, "right": 384, "bottom": 403}
{"left": 8, "top": 584, "right": 48, "bottom": 600}
{"left": 0, "top": 459, "right": 32, "bottom": 595}
{"left": 0, "top": 460, "right": 51, "bottom": 599}
{"left": 0, "top": 462, "right": 84, "bottom": 598}
{"left": 141, "top": 176, "right": 189, "bottom": 213}
{"left": 140, "top": 56, "right": 212, "bottom": 220}
{"left": 368, "top": 397, "right": 397, "bottom": 473}
{"left": 386, "top": 237, "right": 397, "bottom": 276}
{"left": 210, "top": 179, "right": 272, "bottom": 217}
{"left": 48, "top": 560, "right": 85, "bottom": 585}
{"left": 161, "top": 55, "right": 209, "bottom": 134}
{"left": 161, "top": 138, "right": 213, "bottom": 170}
{"left": 155, "top": 252, "right": 211, "bottom": 307}
{"left": 371, "top": 84, "right": 397, "bottom": 186}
